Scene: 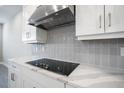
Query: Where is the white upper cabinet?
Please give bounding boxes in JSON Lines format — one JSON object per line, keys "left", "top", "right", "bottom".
{"left": 22, "top": 5, "right": 47, "bottom": 44}
{"left": 105, "top": 5, "right": 124, "bottom": 33}
{"left": 76, "top": 5, "right": 124, "bottom": 40}
{"left": 76, "top": 5, "right": 104, "bottom": 36}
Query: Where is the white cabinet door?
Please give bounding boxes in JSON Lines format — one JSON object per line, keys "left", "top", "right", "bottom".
{"left": 22, "top": 5, "right": 37, "bottom": 42}
{"left": 8, "top": 68, "right": 22, "bottom": 88}
{"left": 22, "top": 5, "right": 47, "bottom": 43}
{"left": 8, "top": 62, "right": 23, "bottom": 88}
{"left": 76, "top": 5, "right": 104, "bottom": 36}
{"left": 105, "top": 5, "right": 124, "bottom": 33}
{"left": 8, "top": 69, "right": 16, "bottom": 88}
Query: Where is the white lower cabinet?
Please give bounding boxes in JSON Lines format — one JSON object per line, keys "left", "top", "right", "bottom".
{"left": 22, "top": 66, "right": 64, "bottom": 88}
{"left": 8, "top": 62, "right": 65, "bottom": 88}
{"left": 8, "top": 69, "right": 17, "bottom": 88}
{"left": 8, "top": 63, "right": 23, "bottom": 88}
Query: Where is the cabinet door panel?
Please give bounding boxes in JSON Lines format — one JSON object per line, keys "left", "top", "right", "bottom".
{"left": 105, "top": 5, "right": 124, "bottom": 33}
{"left": 8, "top": 69, "right": 16, "bottom": 88}
{"left": 76, "top": 5, "right": 104, "bottom": 36}
{"left": 8, "top": 68, "right": 22, "bottom": 88}
{"left": 22, "top": 5, "right": 47, "bottom": 43}
{"left": 22, "top": 5, "right": 37, "bottom": 42}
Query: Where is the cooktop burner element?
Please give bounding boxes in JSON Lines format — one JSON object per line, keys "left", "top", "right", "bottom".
{"left": 26, "top": 58, "right": 79, "bottom": 76}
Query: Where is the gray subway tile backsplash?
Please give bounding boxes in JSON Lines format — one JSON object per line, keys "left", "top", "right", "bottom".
{"left": 32, "top": 25, "right": 124, "bottom": 70}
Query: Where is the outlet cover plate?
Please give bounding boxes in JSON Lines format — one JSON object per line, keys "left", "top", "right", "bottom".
{"left": 120, "top": 48, "right": 124, "bottom": 56}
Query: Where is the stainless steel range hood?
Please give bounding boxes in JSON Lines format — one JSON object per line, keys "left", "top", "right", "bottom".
{"left": 28, "top": 5, "right": 75, "bottom": 30}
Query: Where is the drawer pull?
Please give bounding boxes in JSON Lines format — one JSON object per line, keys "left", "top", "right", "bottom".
{"left": 108, "top": 13, "right": 111, "bottom": 27}
{"left": 99, "top": 15, "right": 102, "bottom": 28}
{"left": 26, "top": 32, "right": 31, "bottom": 39}
{"left": 11, "top": 73, "right": 15, "bottom": 81}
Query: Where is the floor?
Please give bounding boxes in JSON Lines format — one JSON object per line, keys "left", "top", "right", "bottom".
{"left": 0, "top": 64, "right": 8, "bottom": 88}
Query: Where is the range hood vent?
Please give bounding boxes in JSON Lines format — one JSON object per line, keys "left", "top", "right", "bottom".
{"left": 28, "top": 5, "right": 75, "bottom": 30}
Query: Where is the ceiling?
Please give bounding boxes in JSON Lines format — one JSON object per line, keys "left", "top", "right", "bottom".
{"left": 0, "top": 5, "right": 22, "bottom": 24}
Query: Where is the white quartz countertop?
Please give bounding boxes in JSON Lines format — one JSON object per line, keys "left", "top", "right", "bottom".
{"left": 64, "top": 65, "right": 124, "bottom": 88}
{"left": 8, "top": 57, "right": 124, "bottom": 88}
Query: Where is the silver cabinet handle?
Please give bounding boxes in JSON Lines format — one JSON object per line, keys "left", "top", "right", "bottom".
{"left": 11, "top": 73, "right": 13, "bottom": 81}
{"left": 99, "top": 15, "right": 102, "bottom": 28}
{"left": 28, "top": 32, "right": 31, "bottom": 38}
{"left": 11, "top": 73, "right": 15, "bottom": 81}
{"left": 108, "top": 13, "right": 111, "bottom": 27}
{"left": 26, "top": 32, "right": 29, "bottom": 39}
{"left": 26, "top": 32, "right": 31, "bottom": 39}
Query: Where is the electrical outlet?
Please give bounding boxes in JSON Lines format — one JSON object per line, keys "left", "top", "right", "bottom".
{"left": 120, "top": 48, "right": 124, "bottom": 56}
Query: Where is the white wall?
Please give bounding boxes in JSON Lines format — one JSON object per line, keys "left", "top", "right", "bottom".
{"left": 2, "top": 7, "right": 32, "bottom": 62}
{"left": 0, "top": 24, "right": 3, "bottom": 61}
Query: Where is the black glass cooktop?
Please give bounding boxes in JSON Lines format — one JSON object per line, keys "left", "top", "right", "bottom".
{"left": 26, "top": 58, "right": 79, "bottom": 76}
